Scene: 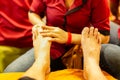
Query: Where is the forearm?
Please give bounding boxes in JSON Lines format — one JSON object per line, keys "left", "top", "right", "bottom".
{"left": 71, "top": 33, "right": 81, "bottom": 44}
{"left": 71, "top": 33, "right": 109, "bottom": 45}
{"left": 28, "top": 11, "right": 45, "bottom": 26}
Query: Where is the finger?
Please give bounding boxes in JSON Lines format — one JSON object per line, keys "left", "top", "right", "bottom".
{"left": 32, "top": 26, "right": 38, "bottom": 39}
{"left": 32, "top": 31, "right": 37, "bottom": 41}
{"left": 48, "top": 38, "right": 60, "bottom": 43}
{"left": 32, "top": 26, "right": 36, "bottom": 33}
{"left": 32, "top": 25, "right": 40, "bottom": 34}
{"left": 41, "top": 26, "right": 57, "bottom": 30}
{"left": 39, "top": 27, "right": 60, "bottom": 34}
{"left": 39, "top": 29, "right": 52, "bottom": 33}
{"left": 38, "top": 26, "right": 44, "bottom": 32}
{"left": 34, "top": 24, "right": 41, "bottom": 28}
{"left": 41, "top": 32, "right": 58, "bottom": 38}
{"left": 32, "top": 33, "right": 35, "bottom": 40}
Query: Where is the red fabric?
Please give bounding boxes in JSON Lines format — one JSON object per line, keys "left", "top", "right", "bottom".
{"left": 118, "top": 28, "right": 120, "bottom": 39}
{"left": 66, "top": 32, "right": 72, "bottom": 45}
{"left": 30, "top": 0, "right": 110, "bottom": 59}
{"left": 0, "top": 0, "right": 33, "bottom": 48}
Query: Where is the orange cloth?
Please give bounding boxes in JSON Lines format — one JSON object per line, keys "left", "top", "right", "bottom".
{"left": 0, "top": 69, "right": 116, "bottom": 80}
{"left": 47, "top": 69, "right": 116, "bottom": 80}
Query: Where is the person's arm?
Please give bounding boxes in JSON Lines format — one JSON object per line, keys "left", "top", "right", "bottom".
{"left": 28, "top": 11, "right": 45, "bottom": 26}
{"left": 71, "top": 33, "right": 81, "bottom": 44}
{"left": 100, "top": 34, "right": 110, "bottom": 44}
{"left": 71, "top": 33, "right": 110, "bottom": 44}
{"left": 28, "top": 0, "right": 46, "bottom": 26}
{"left": 39, "top": 25, "right": 110, "bottom": 45}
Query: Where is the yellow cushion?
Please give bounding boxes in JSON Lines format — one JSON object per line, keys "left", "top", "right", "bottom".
{"left": 0, "top": 69, "right": 116, "bottom": 80}
{"left": 0, "top": 46, "right": 30, "bottom": 72}
{"left": 0, "top": 72, "right": 23, "bottom": 80}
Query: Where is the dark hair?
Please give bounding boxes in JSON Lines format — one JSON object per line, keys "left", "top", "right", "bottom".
{"left": 18, "top": 76, "right": 36, "bottom": 80}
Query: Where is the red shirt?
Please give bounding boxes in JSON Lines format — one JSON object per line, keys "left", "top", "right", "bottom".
{"left": 30, "top": 0, "right": 110, "bottom": 59}
{"left": 0, "top": 0, "right": 33, "bottom": 48}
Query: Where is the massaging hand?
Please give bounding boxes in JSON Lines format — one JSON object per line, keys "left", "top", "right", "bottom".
{"left": 39, "top": 26, "right": 68, "bottom": 44}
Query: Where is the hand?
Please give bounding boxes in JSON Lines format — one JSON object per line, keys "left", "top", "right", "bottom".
{"left": 32, "top": 24, "right": 44, "bottom": 39}
{"left": 39, "top": 26, "right": 68, "bottom": 44}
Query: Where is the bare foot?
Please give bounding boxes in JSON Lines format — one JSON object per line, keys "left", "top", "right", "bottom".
{"left": 81, "top": 27, "right": 104, "bottom": 80}
{"left": 33, "top": 27, "right": 51, "bottom": 73}
{"left": 21, "top": 26, "right": 51, "bottom": 80}
{"left": 32, "top": 25, "right": 51, "bottom": 59}
{"left": 81, "top": 27, "right": 101, "bottom": 64}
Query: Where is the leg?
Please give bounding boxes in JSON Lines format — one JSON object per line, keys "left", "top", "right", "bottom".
{"left": 81, "top": 27, "right": 107, "bottom": 80}
{"left": 100, "top": 21, "right": 120, "bottom": 79}
{"left": 100, "top": 44, "right": 120, "bottom": 79}
{"left": 4, "top": 48, "right": 35, "bottom": 72}
{"left": 109, "top": 21, "right": 120, "bottom": 45}
{"left": 19, "top": 27, "right": 51, "bottom": 80}
{"left": 0, "top": 46, "right": 30, "bottom": 72}
{"left": 4, "top": 47, "right": 65, "bottom": 72}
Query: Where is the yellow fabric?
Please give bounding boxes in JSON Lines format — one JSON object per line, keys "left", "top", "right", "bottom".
{"left": 0, "top": 46, "right": 30, "bottom": 72}
{"left": 0, "top": 69, "right": 116, "bottom": 80}
{"left": 0, "top": 72, "right": 23, "bottom": 80}
{"left": 47, "top": 69, "right": 116, "bottom": 80}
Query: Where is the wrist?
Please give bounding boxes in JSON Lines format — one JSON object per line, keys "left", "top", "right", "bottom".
{"left": 71, "top": 33, "right": 81, "bottom": 44}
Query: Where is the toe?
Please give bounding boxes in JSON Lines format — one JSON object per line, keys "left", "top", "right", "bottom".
{"left": 82, "top": 27, "right": 89, "bottom": 38}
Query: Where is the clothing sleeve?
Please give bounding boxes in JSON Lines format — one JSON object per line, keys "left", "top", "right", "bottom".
{"left": 30, "top": 0, "right": 46, "bottom": 17}
{"left": 90, "top": 0, "right": 110, "bottom": 35}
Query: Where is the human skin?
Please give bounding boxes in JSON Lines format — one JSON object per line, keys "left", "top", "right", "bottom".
{"left": 81, "top": 27, "right": 107, "bottom": 80}
{"left": 19, "top": 27, "right": 109, "bottom": 80}
{"left": 28, "top": 12, "right": 110, "bottom": 45}
{"left": 20, "top": 26, "right": 51, "bottom": 80}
